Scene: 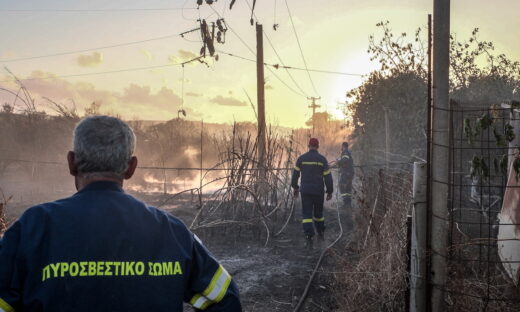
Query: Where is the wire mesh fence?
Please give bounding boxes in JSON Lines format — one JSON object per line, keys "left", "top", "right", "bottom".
{"left": 446, "top": 103, "right": 520, "bottom": 311}
{"left": 331, "top": 149, "right": 415, "bottom": 311}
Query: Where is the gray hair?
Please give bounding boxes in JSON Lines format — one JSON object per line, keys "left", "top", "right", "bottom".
{"left": 73, "top": 116, "right": 136, "bottom": 179}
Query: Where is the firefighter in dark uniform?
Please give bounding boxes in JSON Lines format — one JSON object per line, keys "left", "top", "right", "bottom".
{"left": 335, "top": 142, "right": 355, "bottom": 230}
{"left": 0, "top": 116, "right": 242, "bottom": 312}
{"left": 291, "top": 138, "right": 333, "bottom": 247}
{"left": 337, "top": 142, "right": 354, "bottom": 207}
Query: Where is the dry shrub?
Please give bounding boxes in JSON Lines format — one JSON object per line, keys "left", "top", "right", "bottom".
{"left": 445, "top": 243, "right": 520, "bottom": 311}
{"left": 0, "top": 203, "right": 5, "bottom": 235}
{"left": 0, "top": 189, "right": 12, "bottom": 235}
{"left": 332, "top": 167, "right": 412, "bottom": 311}
{"left": 182, "top": 123, "right": 297, "bottom": 245}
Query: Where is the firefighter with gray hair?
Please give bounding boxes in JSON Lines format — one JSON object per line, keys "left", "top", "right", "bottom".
{"left": 0, "top": 115, "right": 242, "bottom": 311}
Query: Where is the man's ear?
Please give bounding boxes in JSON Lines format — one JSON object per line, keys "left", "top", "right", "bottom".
{"left": 67, "top": 151, "right": 78, "bottom": 176}
{"left": 124, "top": 156, "right": 138, "bottom": 180}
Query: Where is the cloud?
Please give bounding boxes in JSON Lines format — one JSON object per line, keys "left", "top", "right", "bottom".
{"left": 0, "top": 51, "right": 16, "bottom": 59}
{"left": 168, "top": 49, "right": 199, "bottom": 65}
{"left": 210, "top": 95, "right": 247, "bottom": 107}
{"left": 119, "top": 84, "right": 183, "bottom": 111}
{"left": 186, "top": 92, "right": 202, "bottom": 97}
{"left": 179, "top": 49, "right": 198, "bottom": 60}
{"left": 178, "top": 77, "right": 192, "bottom": 84}
{"left": 140, "top": 49, "right": 154, "bottom": 61}
{"left": 77, "top": 52, "right": 103, "bottom": 67}
{"left": 0, "top": 70, "right": 201, "bottom": 120}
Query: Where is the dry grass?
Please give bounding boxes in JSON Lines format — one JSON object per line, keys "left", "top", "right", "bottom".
{"left": 332, "top": 167, "right": 412, "bottom": 312}
{"left": 0, "top": 188, "right": 13, "bottom": 235}
{"left": 187, "top": 123, "right": 297, "bottom": 245}
{"left": 445, "top": 243, "right": 520, "bottom": 311}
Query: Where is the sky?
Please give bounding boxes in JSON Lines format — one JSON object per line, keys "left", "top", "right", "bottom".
{"left": 0, "top": 0, "right": 519, "bottom": 127}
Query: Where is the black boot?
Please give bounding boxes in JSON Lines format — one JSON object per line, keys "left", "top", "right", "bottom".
{"left": 305, "top": 235, "right": 313, "bottom": 249}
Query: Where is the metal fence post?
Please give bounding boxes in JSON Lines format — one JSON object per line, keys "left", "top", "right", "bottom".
{"left": 410, "top": 161, "right": 428, "bottom": 312}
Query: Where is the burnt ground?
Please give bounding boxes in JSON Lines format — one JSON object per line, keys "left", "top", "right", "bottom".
{"left": 5, "top": 192, "right": 355, "bottom": 312}
{"left": 152, "top": 194, "right": 355, "bottom": 312}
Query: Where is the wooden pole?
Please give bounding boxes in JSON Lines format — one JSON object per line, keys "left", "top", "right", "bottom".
{"left": 410, "top": 161, "right": 428, "bottom": 312}
{"left": 199, "top": 120, "right": 203, "bottom": 208}
{"left": 430, "top": 1, "right": 450, "bottom": 310}
{"left": 307, "top": 96, "right": 321, "bottom": 135}
{"left": 426, "top": 13, "right": 433, "bottom": 311}
{"left": 256, "top": 23, "right": 266, "bottom": 175}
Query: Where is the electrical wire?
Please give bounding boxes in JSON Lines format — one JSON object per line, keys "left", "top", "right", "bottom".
{"left": 284, "top": 0, "right": 319, "bottom": 96}
{"left": 181, "top": 65, "right": 185, "bottom": 109}
{"left": 217, "top": 50, "right": 363, "bottom": 77}
{"left": 242, "top": 0, "right": 308, "bottom": 96}
{"left": 0, "top": 33, "right": 182, "bottom": 63}
{"left": 263, "top": 34, "right": 309, "bottom": 96}
{"left": 0, "top": 57, "right": 203, "bottom": 83}
{"left": 0, "top": 8, "right": 198, "bottom": 12}
{"left": 207, "top": 4, "right": 308, "bottom": 98}
{"left": 273, "top": 0, "right": 278, "bottom": 29}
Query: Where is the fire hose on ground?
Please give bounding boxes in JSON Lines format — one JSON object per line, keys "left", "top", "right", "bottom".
{"left": 292, "top": 187, "right": 348, "bottom": 312}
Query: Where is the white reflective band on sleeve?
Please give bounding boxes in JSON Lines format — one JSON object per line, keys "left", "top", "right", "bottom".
{"left": 190, "top": 294, "right": 212, "bottom": 310}
{"left": 0, "top": 297, "right": 14, "bottom": 312}
{"left": 203, "top": 265, "right": 232, "bottom": 303}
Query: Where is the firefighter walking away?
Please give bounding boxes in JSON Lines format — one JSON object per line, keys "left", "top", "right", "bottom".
{"left": 336, "top": 141, "right": 355, "bottom": 230}
{"left": 291, "top": 138, "right": 333, "bottom": 248}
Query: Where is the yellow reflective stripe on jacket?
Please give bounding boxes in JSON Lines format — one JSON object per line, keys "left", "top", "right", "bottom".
{"left": 302, "top": 218, "right": 313, "bottom": 223}
{"left": 342, "top": 155, "right": 350, "bottom": 159}
{"left": 294, "top": 166, "right": 301, "bottom": 171}
{"left": 323, "top": 170, "right": 331, "bottom": 176}
{"left": 190, "top": 294, "right": 212, "bottom": 310}
{"left": 301, "top": 161, "right": 324, "bottom": 166}
{"left": 202, "top": 265, "right": 232, "bottom": 303}
{"left": 313, "top": 217, "right": 325, "bottom": 222}
{"left": 0, "top": 298, "right": 14, "bottom": 312}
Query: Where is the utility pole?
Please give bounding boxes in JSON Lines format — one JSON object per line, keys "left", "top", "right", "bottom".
{"left": 256, "top": 23, "right": 266, "bottom": 175}
{"left": 430, "top": 1, "right": 450, "bottom": 311}
{"left": 307, "top": 96, "right": 321, "bottom": 135}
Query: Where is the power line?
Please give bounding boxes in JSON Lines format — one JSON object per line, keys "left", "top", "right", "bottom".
{"left": 284, "top": 0, "right": 319, "bottom": 96}
{"left": 0, "top": 33, "right": 186, "bottom": 63}
{"left": 217, "top": 50, "right": 364, "bottom": 77}
{"left": 0, "top": 8, "right": 198, "bottom": 12}
{"left": 243, "top": 0, "right": 310, "bottom": 96}
{"left": 0, "top": 57, "right": 203, "bottom": 83}
{"left": 263, "top": 33, "right": 308, "bottom": 97}
{"left": 207, "top": 4, "right": 308, "bottom": 98}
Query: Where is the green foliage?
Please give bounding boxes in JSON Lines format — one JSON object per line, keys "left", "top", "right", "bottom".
{"left": 471, "top": 156, "right": 489, "bottom": 180}
{"left": 347, "top": 21, "right": 520, "bottom": 165}
{"left": 464, "top": 112, "right": 516, "bottom": 179}
{"left": 505, "top": 123, "right": 515, "bottom": 142}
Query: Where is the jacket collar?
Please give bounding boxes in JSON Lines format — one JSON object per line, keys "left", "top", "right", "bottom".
{"left": 77, "top": 181, "right": 124, "bottom": 194}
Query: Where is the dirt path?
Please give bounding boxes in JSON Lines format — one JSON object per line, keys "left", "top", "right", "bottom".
{"left": 161, "top": 197, "right": 349, "bottom": 312}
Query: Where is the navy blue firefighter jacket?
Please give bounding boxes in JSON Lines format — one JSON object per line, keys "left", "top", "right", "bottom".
{"left": 291, "top": 149, "right": 333, "bottom": 195}
{"left": 337, "top": 149, "right": 354, "bottom": 182}
{"left": 0, "top": 181, "right": 242, "bottom": 312}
